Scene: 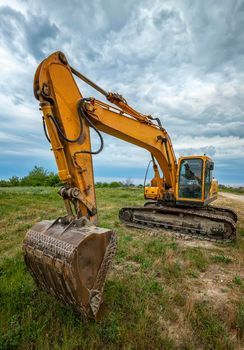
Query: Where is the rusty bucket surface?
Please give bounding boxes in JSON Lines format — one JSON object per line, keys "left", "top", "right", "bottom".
{"left": 23, "top": 219, "right": 116, "bottom": 318}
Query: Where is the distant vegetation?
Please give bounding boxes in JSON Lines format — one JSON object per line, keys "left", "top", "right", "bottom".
{"left": 0, "top": 167, "right": 243, "bottom": 193}
{"left": 0, "top": 166, "right": 62, "bottom": 187}
{"left": 96, "top": 180, "right": 143, "bottom": 188}
{"left": 219, "top": 184, "right": 244, "bottom": 195}
{"left": 0, "top": 166, "right": 142, "bottom": 188}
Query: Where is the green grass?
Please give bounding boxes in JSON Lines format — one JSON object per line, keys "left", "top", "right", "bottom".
{"left": 219, "top": 186, "right": 244, "bottom": 195}
{"left": 239, "top": 228, "right": 244, "bottom": 237}
{"left": 236, "top": 301, "right": 244, "bottom": 340}
{"left": 211, "top": 254, "right": 232, "bottom": 264}
{"left": 233, "top": 275, "right": 244, "bottom": 287}
{"left": 182, "top": 247, "right": 209, "bottom": 271}
{"left": 0, "top": 186, "right": 244, "bottom": 349}
{"left": 189, "top": 301, "right": 233, "bottom": 350}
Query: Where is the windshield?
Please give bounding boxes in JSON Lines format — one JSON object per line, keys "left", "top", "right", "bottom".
{"left": 178, "top": 158, "right": 203, "bottom": 199}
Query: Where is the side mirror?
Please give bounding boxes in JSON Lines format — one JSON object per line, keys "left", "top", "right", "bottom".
{"left": 209, "top": 162, "right": 214, "bottom": 170}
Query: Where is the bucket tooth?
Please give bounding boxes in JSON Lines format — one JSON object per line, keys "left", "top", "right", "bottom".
{"left": 23, "top": 219, "right": 116, "bottom": 318}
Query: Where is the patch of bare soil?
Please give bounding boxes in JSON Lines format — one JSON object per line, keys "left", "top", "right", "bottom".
{"left": 189, "top": 264, "right": 244, "bottom": 305}
{"left": 146, "top": 228, "right": 220, "bottom": 249}
{"left": 158, "top": 310, "right": 192, "bottom": 348}
{"left": 191, "top": 266, "right": 230, "bottom": 302}
{"left": 175, "top": 238, "right": 218, "bottom": 249}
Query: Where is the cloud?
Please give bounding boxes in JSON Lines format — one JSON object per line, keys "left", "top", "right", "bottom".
{"left": 0, "top": 0, "right": 243, "bottom": 184}
{"left": 0, "top": 5, "right": 59, "bottom": 60}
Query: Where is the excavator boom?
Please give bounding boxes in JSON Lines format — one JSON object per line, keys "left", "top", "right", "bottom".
{"left": 23, "top": 51, "right": 237, "bottom": 318}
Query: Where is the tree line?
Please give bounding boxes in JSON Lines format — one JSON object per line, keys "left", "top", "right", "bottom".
{"left": 0, "top": 166, "right": 140, "bottom": 188}
{"left": 0, "top": 166, "right": 61, "bottom": 187}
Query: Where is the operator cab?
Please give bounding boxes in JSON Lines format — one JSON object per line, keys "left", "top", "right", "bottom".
{"left": 176, "top": 156, "right": 218, "bottom": 206}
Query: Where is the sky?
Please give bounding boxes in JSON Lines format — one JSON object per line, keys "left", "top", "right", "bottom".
{"left": 0, "top": 0, "right": 244, "bottom": 185}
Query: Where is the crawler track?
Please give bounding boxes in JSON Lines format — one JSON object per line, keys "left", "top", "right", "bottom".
{"left": 119, "top": 203, "right": 237, "bottom": 243}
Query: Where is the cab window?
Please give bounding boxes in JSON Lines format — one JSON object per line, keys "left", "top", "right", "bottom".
{"left": 204, "top": 161, "right": 213, "bottom": 199}
{"left": 178, "top": 159, "right": 203, "bottom": 199}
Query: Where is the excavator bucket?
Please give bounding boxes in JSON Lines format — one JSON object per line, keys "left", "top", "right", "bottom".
{"left": 23, "top": 219, "right": 116, "bottom": 318}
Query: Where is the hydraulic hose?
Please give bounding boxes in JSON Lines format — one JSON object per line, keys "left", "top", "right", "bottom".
{"left": 74, "top": 98, "right": 104, "bottom": 155}
{"left": 150, "top": 116, "right": 163, "bottom": 130}
{"left": 48, "top": 114, "right": 83, "bottom": 143}
{"left": 144, "top": 159, "right": 152, "bottom": 189}
{"left": 42, "top": 98, "right": 104, "bottom": 157}
{"left": 42, "top": 117, "right": 51, "bottom": 143}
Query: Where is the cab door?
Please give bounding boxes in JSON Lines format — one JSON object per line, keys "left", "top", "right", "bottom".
{"left": 203, "top": 160, "right": 217, "bottom": 203}
{"left": 176, "top": 157, "right": 204, "bottom": 204}
{"left": 204, "top": 160, "right": 212, "bottom": 199}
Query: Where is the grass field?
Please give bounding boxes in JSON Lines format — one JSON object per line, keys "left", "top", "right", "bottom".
{"left": 0, "top": 187, "right": 244, "bottom": 349}
{"left": 219, "top": 186, "right": 244, "bottom": 195}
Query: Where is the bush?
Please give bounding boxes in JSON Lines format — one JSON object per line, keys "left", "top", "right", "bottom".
{"left": 21, "top": 166, "right": 48, "bottom": 186}
{"left": 44, "top": 173, "right": 61, "bottom": 187}
{"left": 0, "top": 166, "right": 61, "bottom": 187}
{"left": 9, "top": 176, "right": 20, "bottom": 186}
{"left": 109, "top": 182, "right": 123, "bottom": 188}
{"left": 0, "top": 180, "right": 9, "bottom": 187}
{"left": 95, "top": 181, "right": 124, "bottom": 188}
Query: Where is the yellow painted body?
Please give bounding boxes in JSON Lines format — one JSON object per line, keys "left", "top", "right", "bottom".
{"left": 34, "top": 53, "right": 97, "bottom": 222}
{"left": 34, "top": 52, "right": 218, "bottom": 220}
{"left": 144, "top": 186, "right": 160, "bottom": 199}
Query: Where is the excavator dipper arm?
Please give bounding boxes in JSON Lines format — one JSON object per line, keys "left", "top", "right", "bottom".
{"left": 24, "top": 52, "right": 118, "bottom": 319}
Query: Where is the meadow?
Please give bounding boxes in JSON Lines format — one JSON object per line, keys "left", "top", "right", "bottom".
{"left": 0, "top": 186, "right": 244, "bottom": 349}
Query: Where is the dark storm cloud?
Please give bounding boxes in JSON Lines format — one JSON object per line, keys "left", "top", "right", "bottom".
{"left": 178, "top": 0, "right": 244, "bottom": 71}
{"left": 0, "top": 0, "right": 243, "bottom": 184}
{"left": 0, "top": 5, "right": 59, "bottom": 60}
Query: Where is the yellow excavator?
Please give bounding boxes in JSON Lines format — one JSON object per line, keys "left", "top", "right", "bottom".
{"left": 23, "top": 51, "right": 237, "bottom": 319}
